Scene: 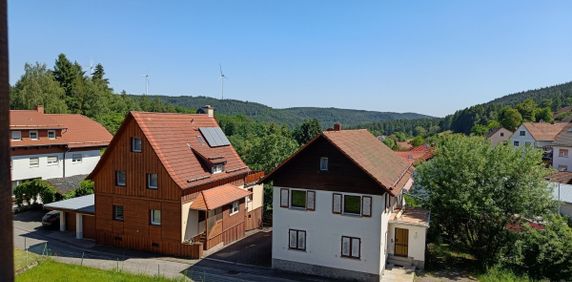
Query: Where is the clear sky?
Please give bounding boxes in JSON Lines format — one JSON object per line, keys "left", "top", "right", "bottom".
{"left": 7, "top": 1, "right": 572, "bottom": 117}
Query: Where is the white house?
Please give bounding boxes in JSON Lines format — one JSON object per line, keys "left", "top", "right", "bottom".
{"left": 486, "top": 127, "right": 513, "bottom": 146}
{"left": 263, "top": 126, "right": 429, "bottom": 281}
{"left": 10, "top": 106, "right": 112, "bottom": 191}
{"left": 510, "top": 122, "right": 567, "bottom": 149}
{"left": 551, "top": 124, "right": 572, "bottom": 171}
{"left": 547, "top": 171, "right": 572, "bottom": 218}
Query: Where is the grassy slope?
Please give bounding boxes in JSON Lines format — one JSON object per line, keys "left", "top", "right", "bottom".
{"left": 17, "top": 260, "right": 184, "bottom": 282}
{"left": 14, "top": 248, "right": 41, "bottom": 273}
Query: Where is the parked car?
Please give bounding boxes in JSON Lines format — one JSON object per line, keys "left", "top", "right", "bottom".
{"left": 41, "top": 210, "right": 60, "bottom": 228}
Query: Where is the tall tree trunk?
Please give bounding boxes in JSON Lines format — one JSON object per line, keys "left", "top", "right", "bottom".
{"left": 0, "top": 0, "right": 14, "bottom": 280}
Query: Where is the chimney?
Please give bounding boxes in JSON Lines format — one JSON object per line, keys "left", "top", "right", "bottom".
{"left": 333, "top": 123, "right": 342, "bottom": 131}
{"left": 197, "top": 105, "right": 214, "bottom": 118}
{"left": 35, "top": 105, "right": 44, "bottom": 114}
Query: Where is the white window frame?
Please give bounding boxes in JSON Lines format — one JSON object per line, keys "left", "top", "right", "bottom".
{"left": 116, "top": 170, "right": 126, "bottom": 187}
{"left": 29, "top": 157, "right": 39, "bottom": 168}
{"left": 343, "top": 194, "right": 362, "bottom": 215}
{"left": 131, "top": 137, "right": 142, "bottom": 152}
{"left": 47, "top": 155, "right": 59, "bottom": 166}
{"left": 211, "top": 163, "right": 224, "bottom": 174}
{"left": 559, "top": 149, "right": 569, "bottom": 158}
{"left": 29, "top": 130, "right": 38, "bottom": 140}
{"left": 11, "top": 131, "right": 21, "bottom": 141}
{"left": 229, "top": 201, "right": 240, "bottom": 215}
{"left": 320, "top": 157, "right": 328, "bottom": 171}
{"left": 558, "top": 165, "right": 568, "bottom": 172}
{"left": 48, "top": 130, "right": 56, "bottom": 140}
{"left": 72, "top": 154, "right": 82, "bottom": 164}
{"left": 150, "top": 209, "right": 161, "bottom": 226}
{"left": 147, "top": 173, "right": 158, "bottom": 189}
{"left": 520, "top": 131, "right": 526, "bottom": 136}
{"left": 513, "top": 141, "right": 520, "bottom": 147}
{"left": 113, "top": 205, "right": 124, "bottom": 221}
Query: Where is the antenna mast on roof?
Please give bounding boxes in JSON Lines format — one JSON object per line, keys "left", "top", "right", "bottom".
{"left": 219, "top": 64, "right": 226, "bottom": 100}
{"left": 142, "top": 74, "right": 150, "bottom": 96}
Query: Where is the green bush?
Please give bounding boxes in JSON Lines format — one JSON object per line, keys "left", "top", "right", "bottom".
{"left": 14, "top": 179, "right": 58, "bottom": 206}
{"left": 479, "top": 266, "right": 531, "bottom": 282}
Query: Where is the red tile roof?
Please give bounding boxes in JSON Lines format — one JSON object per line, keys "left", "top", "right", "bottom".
{"left": 10, "top": 110, "right": 112, "bottom": 149}
{"left": 130, "top": 112, "right": 250, "bottom": 189}
{"left": 522, "top": 122, "right": 568, "bottom": 141}
{"left": 190, "top": 184, "right": 252, "bottom": 210}
{"left": 395, "top": 144, "right": 434, "bottom": 164}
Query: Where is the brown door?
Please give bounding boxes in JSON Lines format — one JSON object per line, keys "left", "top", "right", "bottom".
{"left": 394, "top": 228, "right": 409, "bottom": 257}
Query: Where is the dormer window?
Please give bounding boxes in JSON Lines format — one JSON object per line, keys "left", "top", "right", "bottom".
{"left": 320, "top": 157, "right": 328, "bottom": 171}
{"left": 131, "top": 137, "right": 142, "bottom": 152}
{"left": 29, "top": 130, "right": 38, "bottom": 140}
{"left": 48, "top": 130, "right": 56, "bottom": 140}
{"left": 211, "top": 163, "right": 224, "bottom": 174}
{"left": 11, "top": 131, "right": 21, "bottom": 141}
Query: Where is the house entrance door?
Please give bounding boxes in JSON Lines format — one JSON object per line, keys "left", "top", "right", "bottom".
{"left": 394, "top": 228, "right": 409, "bottom": 257}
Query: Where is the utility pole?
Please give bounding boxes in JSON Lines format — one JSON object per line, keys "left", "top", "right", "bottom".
{"left": 219, "top": 65, "right": 225, "bottom": 100}
{"left": 144, "top": 74, "right": 149, "bottom": 96}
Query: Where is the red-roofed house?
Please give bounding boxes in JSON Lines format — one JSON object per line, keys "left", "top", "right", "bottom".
{"left": 87, "top": 107, "right": 264, "bottom": 258}
{"left": 396, "top": 144, "right": 434, "bottom": 165}
{"left": 10, "top": 106, "right": 112, "bottom": 190}
{"left": 262, "top": 126, "right": 429, "bottom": 281}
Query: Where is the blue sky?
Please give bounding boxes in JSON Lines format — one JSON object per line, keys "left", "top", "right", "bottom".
{"left": 8, "top": 1, "right": 572, "bottom": 117}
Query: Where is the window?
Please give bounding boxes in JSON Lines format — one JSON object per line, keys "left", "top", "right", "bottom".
{"left": 513, "top": 141, "right": 520, "bottom": 147}
{"left": 116, "top": 171, "right": 126, "bottom": 187}
{"left": 280, "top": 188, "right": 289, "bottom": 208}
{"left": 211, "top": 163, "right": 224, "bottom": 174}
{"left": 131, "top": 137, "right": 142, "bottom": 152}
{"left": 558, "top": 165, "right": 568, "bottom": 172}
{"left": 113, "top": 205, "right": 124, "bottom": 221}
{"left": 47, "top": 156, "right": 58, "bottom": 165}
{"left": 341, "top": 236, "right": 361, "bottom": 259}
{"left": 288, "top": 229, "right": 306, "bottom": 251}
{"left": 29, "top": 130, "right": 38, "bottom": 140}
{"left": 500, "top": 132, "right": 504, "bottom": 137}
{"left": 72, "top": 154, "right": 82, "bottom": 163}
{"left": 48, "top": 130, "right": 56, "bottom": 139}
{"left": 332, "top": 193, "right": 342, "bottom": 214}
{"left": 320, "top": 157, "right": 328, "bottom": 171}
{"left": 288, "top": 190, "right": 315, "bottom": 210}
{"left": 343, "top": 195, "right": 361, "bottom": 215}
{"left": 150, "top": 209, "right": 161, "bottom": 225}
{"left": 11, "top": 131, "right": 21, "bottom": 141}
{"left": 147, "top": 173, "right": 158, "bottom": 189}
{"left": 29, "top": 157, "right": 39, "bottom": 168}
{"left": 520, "top": 131, "right": 525, "bottom": 136}
{"left": 229, "top": 201, "right": 239, "bottom": 215}
{"left": 559, "top": 149, "right": 569, "bottom": 158}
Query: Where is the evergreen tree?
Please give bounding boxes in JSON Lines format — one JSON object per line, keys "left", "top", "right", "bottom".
{"left": 11, "top": 63, "right": 68, "bottom": 113}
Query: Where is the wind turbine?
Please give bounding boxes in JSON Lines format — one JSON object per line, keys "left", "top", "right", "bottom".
{"left": 142, "top": 74, "right": 150, "bottom": 96}
{"left": 219, "top": 64, "right": 226, "bottom": 100}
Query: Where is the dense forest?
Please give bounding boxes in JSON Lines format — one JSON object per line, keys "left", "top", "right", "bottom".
{"left": 134, "top": 95, "right": 432, "bottom": 128}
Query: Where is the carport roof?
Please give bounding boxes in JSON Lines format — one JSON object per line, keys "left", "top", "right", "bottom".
{"left": 44, "top": 194, "right": 94, "bottom": 214}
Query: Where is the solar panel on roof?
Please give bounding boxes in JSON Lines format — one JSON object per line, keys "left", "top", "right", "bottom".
{"left": 199, "top": 127, "right": 231, "bottom": 147}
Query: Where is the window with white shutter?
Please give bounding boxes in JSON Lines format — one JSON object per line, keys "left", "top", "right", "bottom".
{"left": 362, "top": 196, "right": 372, "bottom": 217}
{"left": 280, "top": 188, "right": 289, "bottom": 208}
{"left": 306, "top": 191, "right": 315, "bottom": 211}
{"left": 332, "top": 193, "right": 342, "bottom": 214}
{"left": 341, "top": 236, "right": 350, "bottom": 257}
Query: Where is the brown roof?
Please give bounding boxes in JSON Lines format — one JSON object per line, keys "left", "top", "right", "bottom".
{"left": 10, "top": 111, "right": 112, "bottom": 149}
{"left": 263, "top": 129, "right": 413, "bottom": 196}
{"left": 95, "top": 112, "right": 250, "bottom": 190}
{"left": 190, "top": 184, "right": 252, "bottom": 210}
{"left": 522, "top": 122, "right": 568, "bottom": 141}
{"left": 395, "top": 144, "right": 434, "bottom": 164}
{"left": 546, "top": 171, "right": 572, "bottom": 184}
{"left": 389, "top": 208, "right": 430, "bottom": 227}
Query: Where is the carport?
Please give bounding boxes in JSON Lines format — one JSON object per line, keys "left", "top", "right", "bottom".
{"left": 44, "top": 194, "right": 95, "bottom": 240}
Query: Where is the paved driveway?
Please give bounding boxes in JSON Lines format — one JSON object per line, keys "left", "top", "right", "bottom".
{"left": 206, "top": 229, "right": 272, "bottom": 267}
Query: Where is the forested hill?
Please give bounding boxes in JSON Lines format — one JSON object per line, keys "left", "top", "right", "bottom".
{"left": 441, "top": 81, "right": 572, "bottom": 134}
{"left": 133, "top": 95, "right": 433, "bottom": 128}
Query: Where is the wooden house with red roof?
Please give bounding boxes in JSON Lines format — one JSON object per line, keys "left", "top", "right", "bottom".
{"left": 263, "top": 125, "right": 429, "bottom": 281}
{"left": 10, "top": 105, "right": 112, "bottom": 190}
{"left": 87, "top": 107, "right": 264, "bottom": 258}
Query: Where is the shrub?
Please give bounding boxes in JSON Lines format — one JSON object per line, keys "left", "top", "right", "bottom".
{"left": 14, "top": 179, "right": 58, "bottom": 206}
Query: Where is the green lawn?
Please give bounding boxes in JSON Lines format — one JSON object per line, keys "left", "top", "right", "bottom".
{"left": 17, "top": 260, "right": 186, "bottom": 282}
{"left": 14, "top": 248, "right": 41, "bottom": 273}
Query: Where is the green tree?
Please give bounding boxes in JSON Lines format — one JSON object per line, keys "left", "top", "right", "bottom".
{"left": 410, "top": 135, "right": 425, "bottom": 146}
{"left": 499, "top": 108, "right": 523, "bottom": 131}
{"left": 535, "top": 107, "right": 554, "bottom": 123}
{"left": 10, "top": 63, "right": 68, "bottom": 113}
{"left": 382, "top": 136, "right": 398, "bottom": 150}
{"left": 415, "top": 135, "right": 556, "bottom": 265}
{"left": 515, "top": 99, "right": 538, "bottom": 121}
{"left": 244, "top": 133, "right": 298, "bottom": 173}
{"left": 293, "top": 119, "right": 322, "bottom": 145}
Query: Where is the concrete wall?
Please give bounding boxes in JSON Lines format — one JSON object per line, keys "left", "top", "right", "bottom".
{"left": 11, "top": 149, "right": 101, "bottom": 182}
{"left": 387, "top": 223, "right": 427, "bottom": 263}
{"left": 272, "top": 186, "right": 385, "bottom": 277}
{"left": 552, "top": 146, "right": 572, "bottom": 171}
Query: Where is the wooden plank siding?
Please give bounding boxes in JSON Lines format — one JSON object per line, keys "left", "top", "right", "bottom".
{"left": 245, "top": 206, "right": 263, "bottom": 231}
{"left": 270, "top": 137, "right": 386, "bottom": 196}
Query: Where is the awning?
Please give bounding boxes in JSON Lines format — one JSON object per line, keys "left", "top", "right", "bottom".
{"left": 44, "top": 194, "right": 95, "bottom": 215}
{"left": 190, "top": 184, "right": 251, "bottom": 210}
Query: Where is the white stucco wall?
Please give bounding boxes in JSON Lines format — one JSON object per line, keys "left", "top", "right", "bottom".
{"left": 246, "top": 184, "right": 264, "bottom": 211}
{"left": 552, "top": 146, "right": 572, "bottom": 171}
{"left": 510, "top": 125, "right": 537, "bottom": 148}
{"left": 387, "top": 223, "right": 427, "bottom": 262}
{"left": 272, "top": 186, "right": 385, "bottom": 276}
{"left": 11, "top": 149, "right": 101, "bottom": 183}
